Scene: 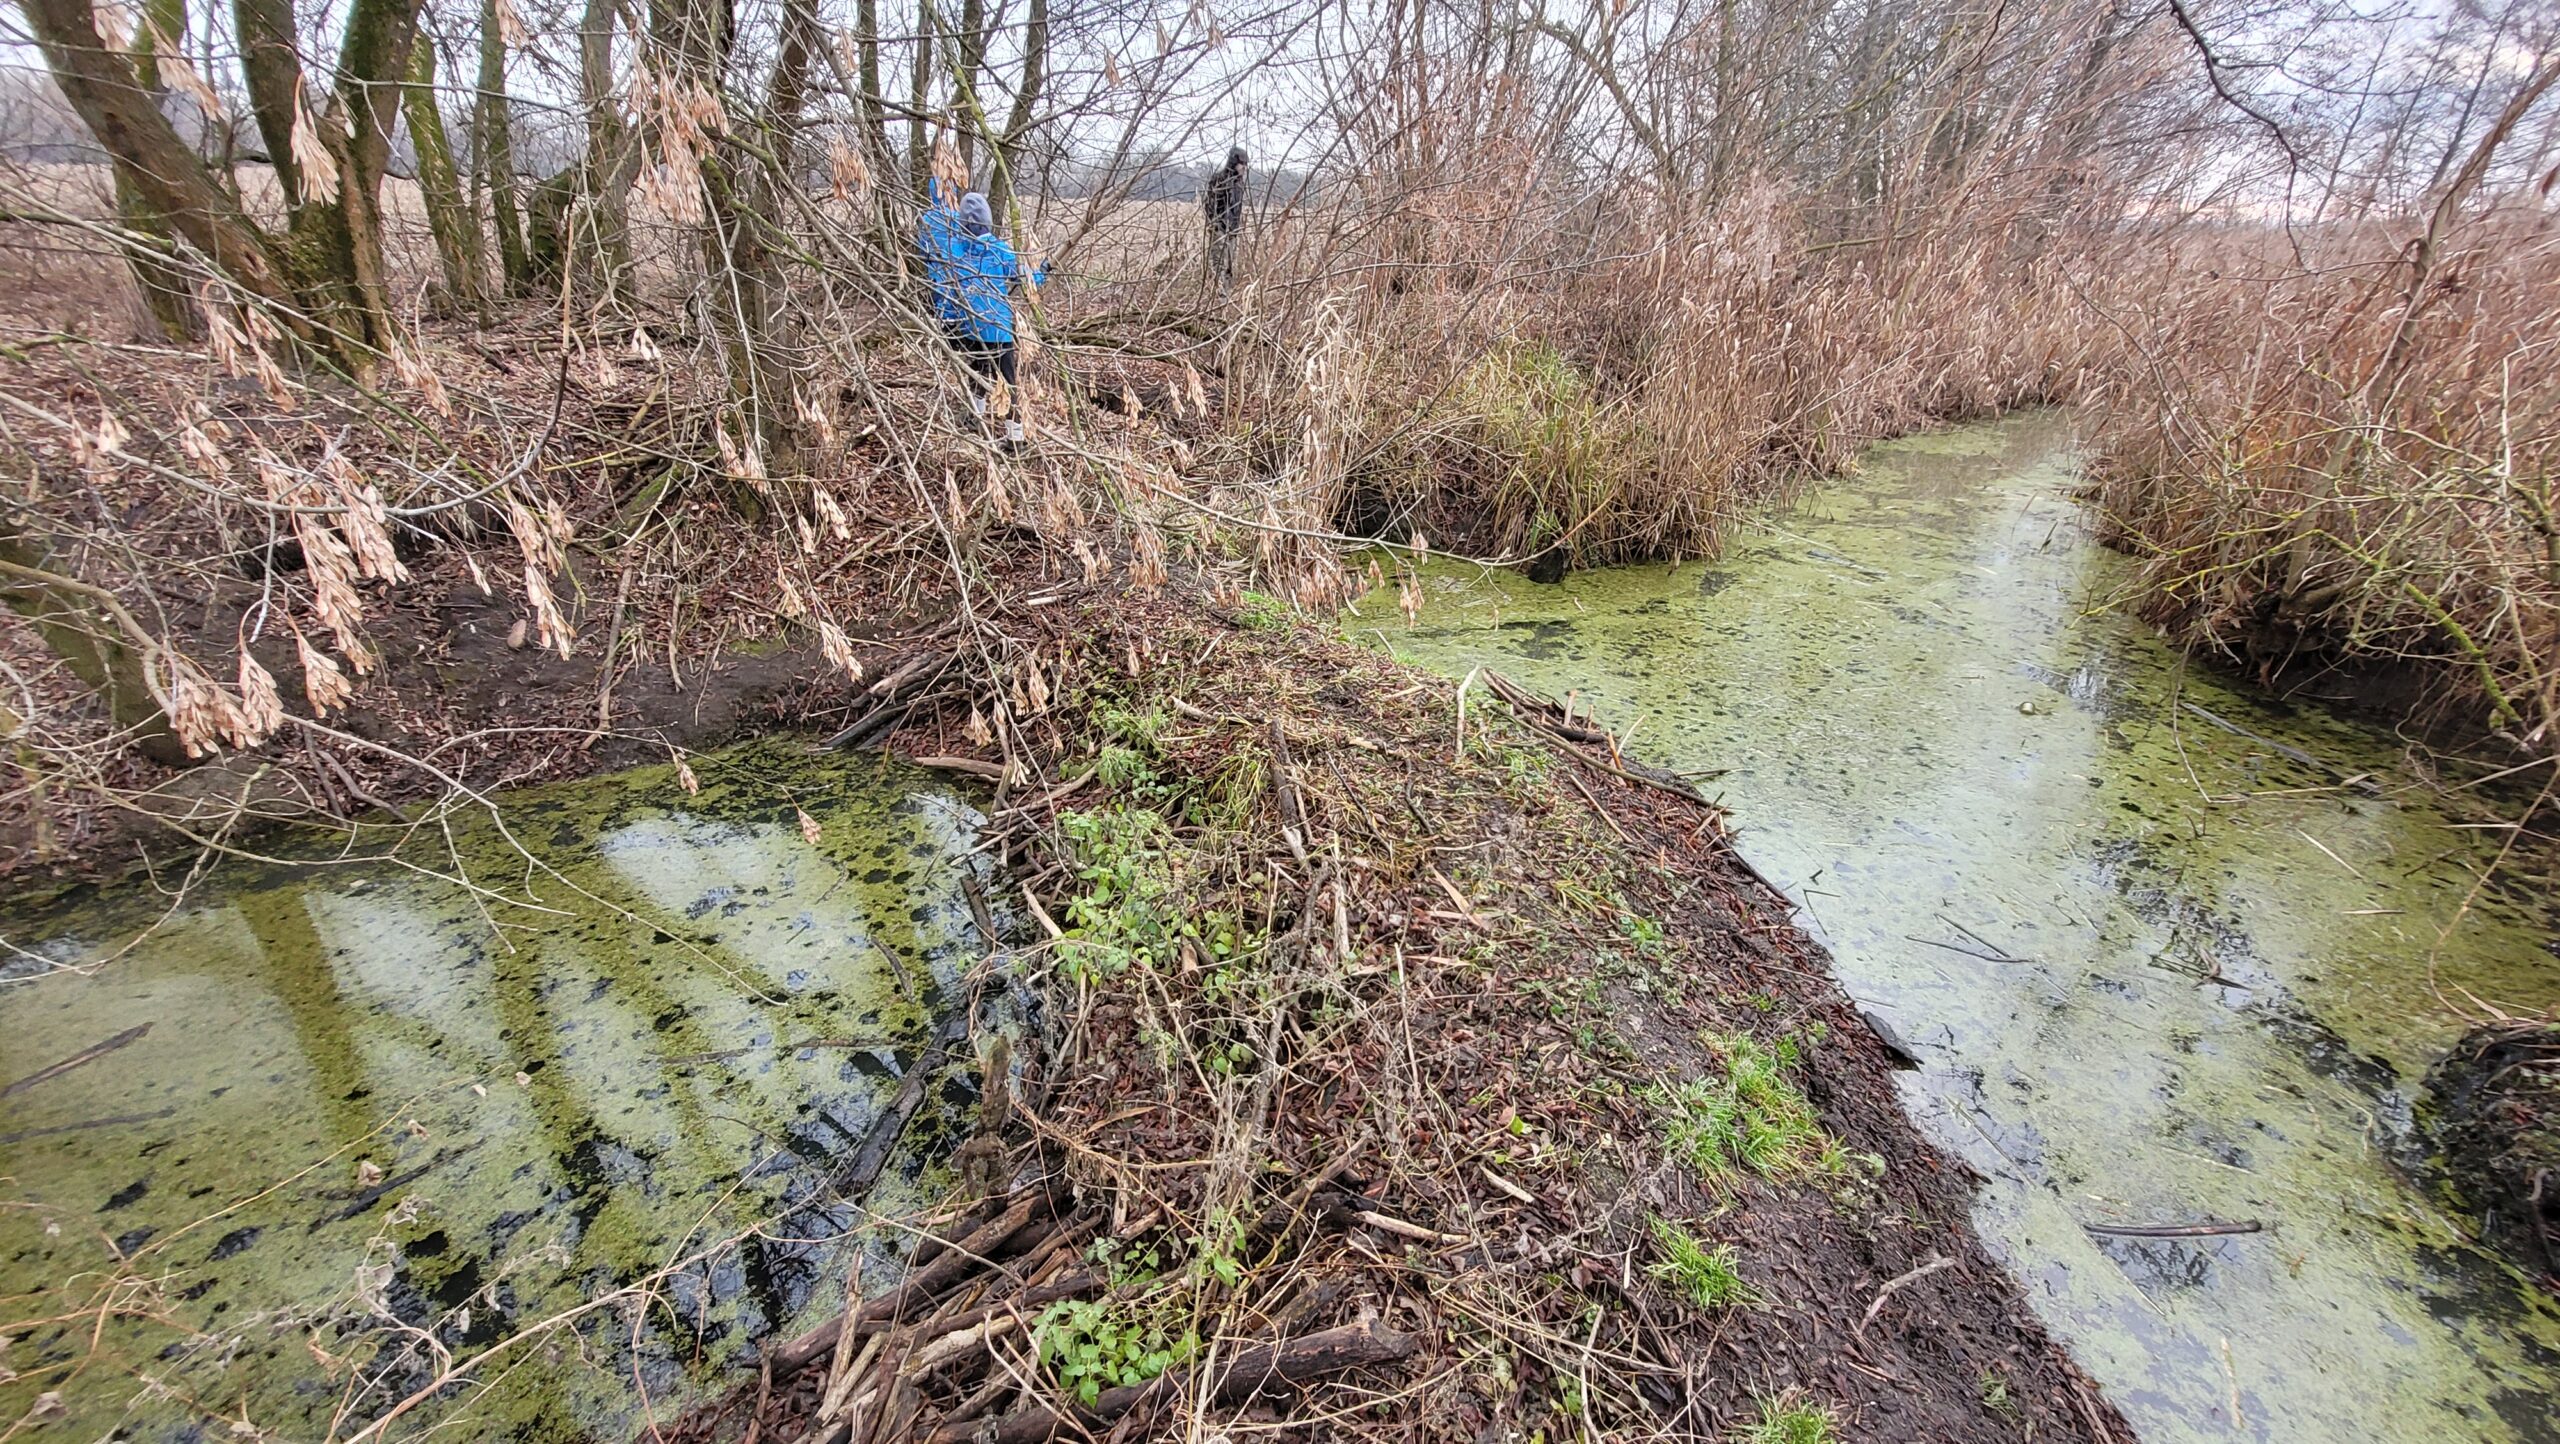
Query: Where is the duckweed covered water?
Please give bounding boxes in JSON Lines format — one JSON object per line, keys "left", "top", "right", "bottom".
{"left": 1362, "top": 412, "right": 2560, "bottom": 1442}
{"left": 0, "top": 740, "right": 1001, "bottom": 1440}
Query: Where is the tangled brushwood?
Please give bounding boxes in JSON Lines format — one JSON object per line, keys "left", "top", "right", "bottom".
{"left": 647, "top": 593, "right": 2127, "bottom": 1444}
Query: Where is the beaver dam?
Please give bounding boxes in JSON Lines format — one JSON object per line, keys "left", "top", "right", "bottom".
{"left": 1361, "top": 412, "right": 2560, "bottom": 1443}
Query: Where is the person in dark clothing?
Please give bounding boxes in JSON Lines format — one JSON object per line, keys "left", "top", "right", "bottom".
{"left": 919, "top": 185, "right": 1044, "bottom": 451}
{"left": 1203, "top": 146, "right": 1247, "bottom": 290}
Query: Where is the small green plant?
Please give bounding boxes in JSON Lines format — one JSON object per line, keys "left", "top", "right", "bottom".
{"left": 1093, "top": 744, "right": 1155, "bottom": 789}
{"left": 1034, "top": 1296, "right": 1196, "bottom": 1407}
{"left": 1056, "top": 805, "right": 1252, "bottom": 985}
{"left": 1978, "top": 1369, "right": 2013, "bottom": 1415}
{"left": 1735, "top": 1392, "right": 1840, "bottom": 1444}
{"left": 1498, "top": 745, "right": 1549, "bottom": 790}
{"left": 1646, "top": 1216, "right": 1753, "bottom": 1310}
{"left": 1618, "top": 907, "right": 1666, "bottom": 952}
{"left": 1651, "top": 1031, "right": 1845, "bottom": 1182}
{"left": 1057, "top": 805, "right": 1178, "bottom": 982}
{"left": 1233, "top": 590, "right": 1291, "bottom": 630}
{"left": 1192, "top": 1209, "right": 1247, "bottom": 1288}
{"left": 1086, "top": 1234, "right": 1165, "bottom": 1288}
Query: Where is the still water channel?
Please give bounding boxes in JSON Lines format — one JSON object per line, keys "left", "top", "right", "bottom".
{"left": 1363, "top": 411, "right": 2560, "bottom": 1442}
{"left": 0, "top": 742, "right": 997, "bottom": 1440}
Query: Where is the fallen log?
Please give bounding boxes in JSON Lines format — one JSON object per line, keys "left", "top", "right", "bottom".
{"left": 919, "top": 1319, "right": 1420, "bottom": 1444}
{"left": 827, "top": 1004, "right": 972, "bottom": 1197}
{"left": 764, "top": 1189, "right": 1056, "bottom": 1376}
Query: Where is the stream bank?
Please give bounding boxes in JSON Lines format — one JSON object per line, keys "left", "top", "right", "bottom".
{"left": 1363, "top": 410, "right": 2560, "bottom": 1442}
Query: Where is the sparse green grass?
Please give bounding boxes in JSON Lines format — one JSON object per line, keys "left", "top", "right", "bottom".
{"left": 1651, "top": 1031, "right": 1845, "bottom": 1182}
{"left": 1233, "top": 590, "right": 1292, "bottom": 630}
{"left": 1735, "top": 1392, "right": 1841, "bottom": 1444}
{"left": 1646, "top": 1216, "right": 1754, "bottom": 1310}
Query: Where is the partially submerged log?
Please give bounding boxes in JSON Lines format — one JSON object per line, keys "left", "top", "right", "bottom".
{"left": 764, "top": 1188, "right": 1057, "bottom": 1375}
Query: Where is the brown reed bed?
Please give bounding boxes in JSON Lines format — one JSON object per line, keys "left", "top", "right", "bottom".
{"left": 2076, "top": 210, "right": 2559, "bottom": 762}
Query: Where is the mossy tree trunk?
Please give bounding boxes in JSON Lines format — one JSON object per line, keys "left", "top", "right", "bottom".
{"left": 477, "top": 0, "right": 534, "bottom": 294}
{"left": 233, "top": 0, "right": 429, "bottom": 361}
{"left": 28, "top": 0, "right": 425, "bottom": 372}
{"left": 404, "top": 34, "right": 490, "bottom": 317}
{"left": 23, "top": 0, "right": 313, "bottom": 347}
{"left": 115, "top": 0, "right": 202, "bottom": 340}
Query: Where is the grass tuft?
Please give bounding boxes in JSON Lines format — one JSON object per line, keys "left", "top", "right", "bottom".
{"left": 1646, "top": 1216, "right": 1753, "bottom": 1310}
{"left": 1651, "top": 1031, "right": 1844, "bottom": 1183}
{"left": 1735, "top": 1392, "right": 1841, "bottom": 1444}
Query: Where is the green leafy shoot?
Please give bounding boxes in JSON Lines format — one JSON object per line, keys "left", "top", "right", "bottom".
{"left": 1034, "top": 1297, "right": 1197, "bottom": 1408}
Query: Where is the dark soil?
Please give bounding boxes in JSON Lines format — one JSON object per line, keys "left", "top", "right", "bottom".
{"left": 2422, "top": 1022, "right": 2560, "bottom": 1290}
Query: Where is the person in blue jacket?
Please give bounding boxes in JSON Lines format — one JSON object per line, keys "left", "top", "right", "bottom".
{"left": 920, "top": 185, "right": 1045, "bottom": 452}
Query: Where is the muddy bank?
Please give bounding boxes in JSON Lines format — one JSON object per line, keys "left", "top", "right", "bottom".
{"left": 2424, "top": 1023, "right": 2560, "bottom": 1288}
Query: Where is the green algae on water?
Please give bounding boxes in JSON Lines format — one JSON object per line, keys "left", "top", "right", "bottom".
{"left": 1358, "top": 412, "right": 2560, "bottom": 1444}
{"left": 0, "top": 739, "right": 1001, "bottom": 1442}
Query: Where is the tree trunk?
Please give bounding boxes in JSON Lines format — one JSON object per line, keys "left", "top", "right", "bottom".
{"left": 986, "top": 0, "right": 1044, "bottom": 227}
{"left": 405, "top": 35, "right": 489, "bottom": 316}
{"left": 952, "top": 0, "right": 986, "bottom": 171}
{"left": 233, "top": 0, "right": 307, "bottom": 200}
{"left": 478, "top": 0, "right": 532, "bottom": 293}
{"left": 116, "top": 0, "right": 201, "bottom": 340}
{"left": 578, "top": 0, "right": 638, "bottom": 306}
{"left": 852, "top": 0, "right": 903, "bottom": 263}
{"left": 909, "top": 0, "right": 932, "bottom": 198}
{"left": 0, "top": 523, "right": 186, "bottom": 767}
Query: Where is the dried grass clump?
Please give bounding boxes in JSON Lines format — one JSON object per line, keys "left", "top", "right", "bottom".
{"left": 1285, "top": 186, "right": 2091, "bottom": 570}
{"left": 2080, "top": 210, "right": 2560, "bottom": 754}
